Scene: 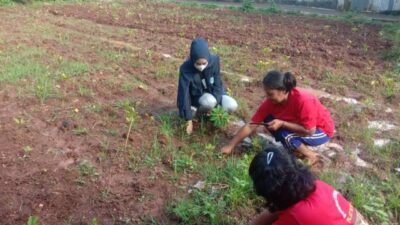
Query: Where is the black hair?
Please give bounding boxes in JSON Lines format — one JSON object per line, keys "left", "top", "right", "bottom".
{"left": 262, "top": 70, "right": 297, "bottom": 93}
{"left": 249, "top": 147, "right": 316, "bottom": 212}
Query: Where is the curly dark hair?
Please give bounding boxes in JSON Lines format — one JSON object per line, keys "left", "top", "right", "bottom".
{"left": 249, "top": 147, "right": 316, "bottom": 212}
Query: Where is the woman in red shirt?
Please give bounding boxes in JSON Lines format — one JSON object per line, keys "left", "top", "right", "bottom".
{"left": 221, "top": 70, "right": 334, "bottom": 166}
{"left": 249, "top": 147, "right": 369, "bottom": 225}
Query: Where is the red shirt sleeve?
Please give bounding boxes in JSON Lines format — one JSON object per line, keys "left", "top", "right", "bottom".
{"left": 298, "top": 98, "right": 317, "bottom": 130}
{"left": 273, "top": 211, "right": 299, "bottom": 225}
{"left": 251, "top": 99, "right": 270, "bottom": 123}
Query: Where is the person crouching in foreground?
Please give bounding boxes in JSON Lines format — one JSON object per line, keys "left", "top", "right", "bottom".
{"left": 249, "top": 147, "right": 369, "bottom": 225}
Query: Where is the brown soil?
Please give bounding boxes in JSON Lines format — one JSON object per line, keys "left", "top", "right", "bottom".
{"left": 0, "top": 1, "right": 397, "bottom": 224}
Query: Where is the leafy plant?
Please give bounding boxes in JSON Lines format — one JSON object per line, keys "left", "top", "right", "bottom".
{"left": 260, "top": 3, "right": 281, "bottom": 14}
{"left": 170, "top": 154, "right": 256, "bottom": 225}
{"left": 34, "top": 73, "right": 54, "bottom": 103}
{"left": 210, "top": 106, "right": 230, "bottom": 128}
{"left": 23, "top": 146, "right": 33, "bottom": 158}
{"left": 241, "top": 0, "right": 254, "bottom": 12}
{"left": 91, "top": 218, "right": 99, "bottom": 225}
{"left": 256, "top": 59, "right": 276, "bottom": 70}
{"left": 26, "top": 216, "right": 39, "bottom": 225}
{"left": 124, "top": 106, "right": 140, "bottom": 150}
{"left": 77, "top": 160, "right": 98, "bottom": 177}
{"left": 73, "top": 127, "right": 88, "bottom": 136}
{"left": 172, "top": 153, "right": 197, "bottom": 173}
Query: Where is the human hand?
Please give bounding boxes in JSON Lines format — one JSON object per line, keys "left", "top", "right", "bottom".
{"left": 221, "top": 145, "right": 234, "bottom": 154}
{"left": 267, "top": 119, "right": 285, "bottom": 131}
{"left": 186, "top": 120, "right": 193, "bottom": 135}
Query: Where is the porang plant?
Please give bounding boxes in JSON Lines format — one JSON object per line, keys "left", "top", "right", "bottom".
{"left": 210, "top": 106, "right": 230, "bottom": 128}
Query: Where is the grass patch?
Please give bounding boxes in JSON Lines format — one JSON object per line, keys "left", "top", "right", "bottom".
{"left": 77, "top": 160, "right": 98, "bottom": 177}
{"left": 33, "top": 73, "right": 55, "bottom": 102}
{"left": 73, "top": 126, "right": 88, "bottom": 136}
{"left": 57, "top": 60, "right": 89, "bottom": 78}
{"left": 0, "top": 46, "right": 48, "bottom": 83}
{"left": 170, "top": 154, "right": 258, "bottom": 224}
{"left": 320, "top": 169, "right": 400, "bottom": 224}
{"left": 169, "top": 137, "right": 260, "bottom": 224}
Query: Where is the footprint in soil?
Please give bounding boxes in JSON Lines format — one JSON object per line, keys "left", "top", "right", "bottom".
{"left": 59, "top": 119, "right": 77, "bottom": 131}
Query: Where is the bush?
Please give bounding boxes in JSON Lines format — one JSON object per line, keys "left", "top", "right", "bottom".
{"left": 241, "top": 0, "right": 254, "bottom": 12}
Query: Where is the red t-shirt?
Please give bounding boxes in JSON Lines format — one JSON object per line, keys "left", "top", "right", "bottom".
{"left": 251, "top": 88, "right": 334, "bottom": 137}
{"left": 274, "top": 180, "right": 358, "bottom": 225}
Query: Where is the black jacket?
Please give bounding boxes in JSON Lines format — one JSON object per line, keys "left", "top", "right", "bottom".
{"left": 177, "top": 38, "right": 225, "bottom": 120}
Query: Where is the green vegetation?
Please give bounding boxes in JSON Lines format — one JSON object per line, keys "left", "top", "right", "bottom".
{"left": 241, "top": 0, "right": 254, "bottom": 12}
{"left": 0, "top": 1, "right": 399, "bottom": 224}
{"left": 170, "top": 147, "right": 259, "bottom": 224}
{"left": 77, "top": 160, "right": 98, "bottom": 177}
{"left": 91, "top": 218, "right": 99, "bottom": 225}
{"left": 124, "top": 105, "right": 140, "bottom": 150}
{"left": 26, "top": 216, "right": 39, "bottom": 225}
{"left": 320, "top": 168, "right": 400, "bottom": 225}
{"left": 0, "top": 46, "right": 47, "bottom": 83}
{"left": 381, "top": 23, "right": 400, "bottom": 65}
{"left": 210, "top": 106, "right": 230, "bottom": 128}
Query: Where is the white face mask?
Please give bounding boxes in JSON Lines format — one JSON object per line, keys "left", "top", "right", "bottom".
{"left": 195, "top": 63, "right": 208, "bottom": 72}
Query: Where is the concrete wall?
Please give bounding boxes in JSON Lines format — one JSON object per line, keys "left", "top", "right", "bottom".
{"left": 273, "top": 0, "right": 338, "bottom": 9}
{"left": 369, "top": 0, "right": 400, "bottom": 11}
{"left": 271, "top": 0, "right": 400, "bottom": 12}
{"left": 338, "top": 0, "right": 400, "bottom": 12}
{"left": 215, "top": 0, "right": 400, "bottom": 12}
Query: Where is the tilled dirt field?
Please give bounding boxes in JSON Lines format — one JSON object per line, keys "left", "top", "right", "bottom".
{"left": 0, "top": 1, "right": 398, "bottom": 224}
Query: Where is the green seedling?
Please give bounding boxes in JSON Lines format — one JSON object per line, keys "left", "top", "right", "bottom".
{"left": 73, "top": 127, "right": 88, "bottom": 136}
{"left": 13, "top": 117, "right": 26, "bottom": 125}
{"left": 26, "top": 216, "right": 39, "bottom": 225}
{"left": 77, "top": 160, "right": 98, "bottom": 177}
{"left": 23, "top": 146, "right": 33, "bottom": 158}
{"left": 91, "top": 218, "right": 99, "bottom": 225}
{"left": 210, "top": 106, "right": 230, "bottom": 128}
{"left": 241, "top": 0, "right": 254, "bottom": 12}
{"left": 124, "top": 106, "right": 140, "bottom": 150}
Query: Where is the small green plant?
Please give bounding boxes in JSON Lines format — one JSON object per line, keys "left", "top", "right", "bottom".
{"left": 85, "top": 103, "right": 102, "bottom": 113}
{"left": 77, "top": 160, "right": 98, "bottom": 177}
{"left": 261, "top": 4, "right": 281, "bottom": 14}
{"left": 26, "top": 216, "right": 39, "bottom": 225}
{"left": 210, "top": 106, "right": 230, "bottom": 128}
{"left": 23, "top": 146, "right": 33, "bottom": 158}
{"left": 172, "top": 152, "right": 197, "bottom": 173}
{"left": 262, "top": 47, "right": 272, "bottom": 55}
{"left": 13, "top": 117, "right": 26, "bottom": 125}
{"left": 34, "top": 74, "right": 53, "bottom": 103}
{"left": 256, "top": 59, "right": 276, "bottom": 70}
{"left": 381, "top": 75, "right": 398, "bottom": 99}
{"left": 73, "top": 127, "right": 88, "bottom": 136}
{"left": 0, "top": 0, "right": 14, "bottom": 6}
{"left": 159, "top": 113, "right": 175, "bottom": 137}
{"left": 103, "top": 128, "right": 118, "bottom": 137}
{"left": 241, "top": 0, "right": 254, "bottom": 12}
{"left": 124, "top": 106, "right": 140, "bottom": 150}
{"left": 91, "top": 218, "right": 99, "bottom": 225}
{"left": 78, "top": 86, "right": 93, "bottom": 97}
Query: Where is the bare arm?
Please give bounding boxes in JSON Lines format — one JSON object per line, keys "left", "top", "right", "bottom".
{"left": 281, "top": 121, "right": 316, "bottom": 136}
{"left": 250, "top": 211, "right": 279, "bottom": 225}
{"left": 221, "top": 123, "right": 258, "bottom": 154}
{"left": 267, "top": 119, "right": 316, "bottom": 136}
